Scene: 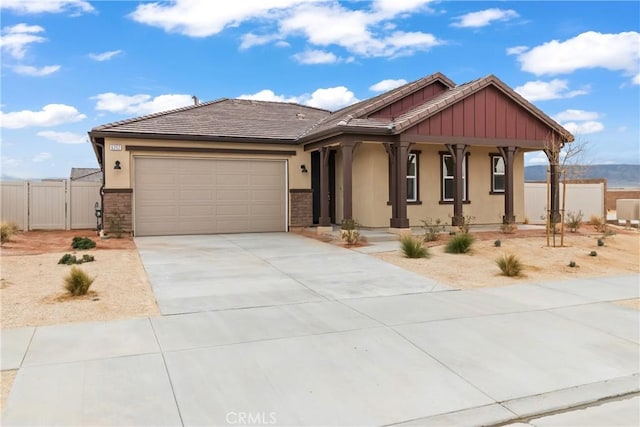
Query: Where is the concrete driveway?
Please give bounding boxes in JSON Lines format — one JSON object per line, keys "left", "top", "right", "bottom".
{"left": 2, "top": 233, "right": 639, "bottom": 426}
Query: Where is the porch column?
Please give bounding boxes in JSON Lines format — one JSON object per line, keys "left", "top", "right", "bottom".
{"left": 498, "top": 146, "right": 518, "bottom": 224}
{"left": 341, "top": 141, "right": 357, "bottom": 222}
{"left": 447, "top": 143, "right": 467, "bottom": 226}
{"left": 544, "top": 148, "right": 561, "bottom": 224}
{"left": 318, "top": 146, "right": 332, "bottom": 227}
{"left": 390, "top": 140, "right": 411, "bottom": 229}
{"left": 383, "top": 143, "right": 397, "bottom": 221}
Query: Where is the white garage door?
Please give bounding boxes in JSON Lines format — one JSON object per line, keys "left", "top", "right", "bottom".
{"left": 134, "top": 157, "right": 287, "bottom": 236}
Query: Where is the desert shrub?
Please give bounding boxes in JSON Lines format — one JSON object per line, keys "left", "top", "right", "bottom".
{"left": 568, "top": 260, "right": 577, "bottom": 268}
{"left": 71, "top": 237, "right": 96, "bottom": 250}
{"left": 58, "top": 253, "right": 96, "bottom": 265}
{"left": 496, "top": 253, "right": 523, "bottom": 277}
{"left": 421, "top": 218, "right": 445, "bottom": 242}
{"left": 0, "top": 221, "right": 18, "bottom": 244}
{"left": 108, "top": 210, "right": 125, "bottom": 238}
{"left": 589, "top": 251, "right": 598, "bottom": 257}
{"left": 64, "top": 266, "right": 95, "bottom": 296}
{"left": 589, "top": 215, "right": 607, "bottom": 233}
{"left": 494, "top": 239, "right": 502, "bottom": 247}
{"left": 566, "top": 210, "right": 584, "bottom": 233}
{"left": 454, "top": 215, "right": 475, "bottom": 234}
{"left": 445, "top": 233, "right": 475, "bottom": 254}
{"left": 597, "top": 238, "right": 604, "bottom": 247}
{"left": 340, "top": 218, "right": 361, "bottom": 245}
{"left": 400, "top": 235, "right": 429, "bottom": 258}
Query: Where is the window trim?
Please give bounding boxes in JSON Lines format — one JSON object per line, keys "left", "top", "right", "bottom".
{"left": 407, "top": 153, "right": 418, "bottom": 202}
{"left": 490, "top": 153, "right": 505, "bottom": 194}
{"left": 387, "top": 150, "right": 422, "bottom": 204}
{"left": 439, "top": 151, "right": 469, "bottom": 203}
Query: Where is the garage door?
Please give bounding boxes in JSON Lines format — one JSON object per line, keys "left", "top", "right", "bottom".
{"left": 134, "top": 157, "right": 286, "bottom": 236}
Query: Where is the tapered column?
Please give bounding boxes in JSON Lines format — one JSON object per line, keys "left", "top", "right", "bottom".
{"left": 319, "top": 146, "right": 331, "bottom": 226}
{"left": 545, "top": 148, "right": 561, "bottom": 224}
{"left": 383, "top": 143, "right": 397, "bottom": 220}
{"left": 341, "top": 141, "right": 356, "bottom": 222}
{"left": 499, "top": 146, "right": 518, "bottom": 224}
{"left": 390, "top": 140, "right": 411, "bottom": 228}
{"left": 447, "top": 143, "right": 467, "bottom": 226}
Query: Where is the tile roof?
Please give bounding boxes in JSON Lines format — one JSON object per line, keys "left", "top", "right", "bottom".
{"left": 70, "top": 168, "right": 103, "bottom": 182}
{"left": 91, "top": 99, "right": 330, "bottom": 141}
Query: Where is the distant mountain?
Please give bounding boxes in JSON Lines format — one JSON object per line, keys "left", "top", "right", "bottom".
{"left": 525, "top": 164, "right": 640, "bottom": 188}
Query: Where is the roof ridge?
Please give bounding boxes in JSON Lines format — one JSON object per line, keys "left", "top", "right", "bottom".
{"left": 92, "top": 98, "right": 228, "bottom": 131}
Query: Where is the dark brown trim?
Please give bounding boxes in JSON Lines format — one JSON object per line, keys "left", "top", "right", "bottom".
{"left": 439, "top": 200, "right": 471, "bottom": 205}
{"left": 387, "top": 201, "right": 422, "bottom": 205}
{"left": 489, "top": 153, "right": 506, "bottom": 194}
{"left": 103, "top": 188, "right": 133, "bottom": 193}
{"left": 303, "top": 134, "right": 398, "bottom": 151}
{"left": 126, "top": 145, "right": 297, "bottom": 156}
{"left": 289, "top": 188, "right": 313, "bottom": 193}
{"left": 439, "top": 151, "right": 470, "bottom": 202}
{"left": 90, "top": 131, "right": 297, "bottom": 145}
{"left": 388, "top": 150, "right": 422, "bottom": 203}
{"left": 401, "top": 134, "right": 550, "bottom": 149}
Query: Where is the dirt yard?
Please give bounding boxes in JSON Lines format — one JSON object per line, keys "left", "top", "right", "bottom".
{"left": 1, "top": 230, "right": 159, "bottom": 329}
{"left": 375, "top": 227, "right": 639, "bottom": 290}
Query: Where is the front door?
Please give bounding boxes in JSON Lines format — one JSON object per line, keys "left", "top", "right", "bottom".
{"left": 311, "top": 150, "right": 336, "bottom": 224}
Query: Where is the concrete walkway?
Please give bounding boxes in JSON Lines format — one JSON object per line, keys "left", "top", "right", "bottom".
{"left": 2, "top": 233, "right": 639, "bottom": 426}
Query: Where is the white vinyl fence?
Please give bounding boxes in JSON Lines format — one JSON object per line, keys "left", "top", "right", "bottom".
{"left": 0, "top": 180, "right": 101, "bottom": 230}
{"left": 524, "top": 182, "right": 606, "bottom": 225}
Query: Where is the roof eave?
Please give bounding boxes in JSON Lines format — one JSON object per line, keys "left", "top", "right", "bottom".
{"left": 88, "top": 130, "right": 299, "bottom": 145}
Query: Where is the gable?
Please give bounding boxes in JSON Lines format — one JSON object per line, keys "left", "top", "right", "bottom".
{"left": 370, "top": 81, "right": 449, "bottom": 119}
{"left": 404, "top": 85, "right": 556, "bottom": 141}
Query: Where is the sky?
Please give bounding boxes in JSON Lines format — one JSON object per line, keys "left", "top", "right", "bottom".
{"left": 0, "top": 0, "right": 638, "bottom": 179}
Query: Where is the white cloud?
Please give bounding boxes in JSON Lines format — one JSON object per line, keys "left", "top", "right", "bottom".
{"left": 37, "top": 130, "right": 86, "bottom": 144}
{"left": 506, "top": 45, "right": 527, "bottom": 55}
{"left": 0, "top": 104, "right": 86, "bottom": 128}
{"left": 0, "top": 23, "right": 45, "bottom": 59}
{"left": 451, "top": 8, "right": 518, "bottom": 28}
{"left": 513, "top": 31, "right": 640, "bottom": 82}
{"left": 238, "top": 86, "right": 359, "bottom": 110}
{"left": 633, "top": 73, "right": 640, "bottom": 85}
{"left": 514, "top": 79, "right": 589, "bottom": 101}
{"left": 129, "top": 0, "right": 307, "bottom": 38}
{"left": 130, "top": 0, "right": 442, "bottom": 58}
{"left": 32, "top": 152, "right": 52, "bottom": 162}
{"left": 293, "top": 49, "right": 338, "bottom": 64}
{"left": 561, "top": 121, "right": 604, "bottom": 135}
{"left": 88, "top": 50, "right": 123, "bottom": 61}
{"left": 369, "top": 78, "right": 407, "bottom": 92}
{"left": 553, "top": 109, "right": 600, "bottom": 122}
{"left": 92, "top": 93, "right": 194, "bottom": 115}
{"left": 11, "top": 64, "right": 60, "bottom": 76}
{"left": 1, "top": 0, "right": 94, "bottom": 15}
{"left": 524, "top": 152, "right": 548, "bottom": 166}
{"left": 306, "top": 86, "right": 359, "bottom": 110}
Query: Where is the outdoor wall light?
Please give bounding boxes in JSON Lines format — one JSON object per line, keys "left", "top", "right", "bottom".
{"left": 114, "top": 160, "right": 121, "bottom": 170}
{"left": 300, "top": 164, "right": 308, "bottom": 173}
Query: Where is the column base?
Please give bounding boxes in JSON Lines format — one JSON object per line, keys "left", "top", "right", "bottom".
{"left": 502, "top": 215, "right": 516, "bottom": 224}
{"left": 390, "top": 218, "right": 410, "bottom": 228}
{"left": 388, "top": 227, "right": 412, "bottom": 237}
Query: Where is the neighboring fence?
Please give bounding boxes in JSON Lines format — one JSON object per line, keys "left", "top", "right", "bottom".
{"left": 0, "top": 180, "right": 101, "bottom": 230}
{"left": 524, "top": 181, "right": 606, "bottom": 225}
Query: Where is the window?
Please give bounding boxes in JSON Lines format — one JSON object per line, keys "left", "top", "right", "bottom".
{"left": 407, "top": 153, "right": 418, "bottom": 202}
{"left": 441, "top": 153, "right": 467, "bottom": 201}
{"left": 491, "top": 155, "right": 505, "bottom": 193}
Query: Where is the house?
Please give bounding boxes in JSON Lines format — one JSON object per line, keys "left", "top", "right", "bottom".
{"left": 88, "top": 72, "right": 573, "bottom": 237}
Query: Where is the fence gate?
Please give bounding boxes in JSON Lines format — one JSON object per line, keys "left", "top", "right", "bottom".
{"left": 0, "top": 180, "right": 101, "bottom": 230}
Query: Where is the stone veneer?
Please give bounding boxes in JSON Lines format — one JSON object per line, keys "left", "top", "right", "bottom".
{"left": 102, "top": 189, "right": 133, "bottom": 234}
{"left": 289, "top": 189, "right": 313, "bottom": 228}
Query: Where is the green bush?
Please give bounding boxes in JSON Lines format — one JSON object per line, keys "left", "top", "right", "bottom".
{"left": 0, "top": 221, "right": 18, "bottom": 245}
{"left": 71, "top": 237, "right": 96, "bottom": 250}
{"left": 58, "top": 253, "right": 96, "bottom": 265}
{"left": 494, "top": 239, "right": 502, "bottom": 247}
{"left": 589, "top": 251, "right": 598, "bottom": 257}
{"left": 496, "top": 253, "right": 523, "bottom": 277}
{"left": 445, "top": 233, "right": 475, "bottom": 254}
{"left": 64, "top": 266, "right": 95, "bottom": 296}
{"left": 400, "top": 235, "right": 429, "bottom": 258}
{"left": 568, "top": 260, "right": 577, "bottom": 268}
{"left": 566, "top": 210, "right": 584, "bottom": 233}
{"left": 597, "top": 238, "right": 604, "bottom": 247}
{"left": 421, "top": 218, "right": 445, "bottom": 242}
